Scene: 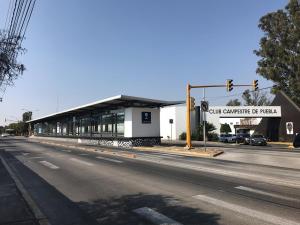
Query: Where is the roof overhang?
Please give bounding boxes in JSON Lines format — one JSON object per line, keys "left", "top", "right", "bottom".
{"left": 28, "top": 95, "right": 184, "bottom": 123}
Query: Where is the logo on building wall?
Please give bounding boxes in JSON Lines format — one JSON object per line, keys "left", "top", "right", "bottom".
{"left": 286, "top": 122, "right": 294, "bottom": 135}
{"left": 142, "top": 112, "right": 151, "bottom": 124}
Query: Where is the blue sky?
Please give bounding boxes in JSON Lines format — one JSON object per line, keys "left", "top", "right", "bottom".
{"left": 0, "top": 0, "right": 287, "bottom": 124}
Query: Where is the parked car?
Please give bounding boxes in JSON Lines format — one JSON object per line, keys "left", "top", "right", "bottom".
{"left": 236, "top": 133, "right": 250, "bottom": 144}
{"left": 219, "top": 134, "right": 236, "bottom": 143}
{"left": 1, "top": 133, "right": 10, "bottom": 137}
{"left": 245, "top": 134, "right": 267, "bottom": 146}
{"left": 293, "top": 133, "right": 300, "bottom": 148}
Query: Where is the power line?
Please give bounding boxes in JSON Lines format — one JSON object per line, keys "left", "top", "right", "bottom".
{"left": 7, "top": 0, "right": 18, "bottom": 38}
{"left": 16, "top": 0, "right": 30, "bottom": 37}
{"left": 20, "top": 0, "right": 36, "bottom": 45}
{"left": 4, "top": 0, "right": 13, "bottom": 32}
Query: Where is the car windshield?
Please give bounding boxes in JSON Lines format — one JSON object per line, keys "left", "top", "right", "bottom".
{"left": 252, "top": 135, "right": 264, "bottom": 138}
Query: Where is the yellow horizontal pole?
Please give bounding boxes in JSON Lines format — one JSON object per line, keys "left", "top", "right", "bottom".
{"left": 190, "top": 84, "right": 253, "bottom": 89}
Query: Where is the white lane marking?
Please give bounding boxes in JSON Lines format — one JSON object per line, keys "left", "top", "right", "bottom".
{"left": 22, "top": 153, "right": 29, "bottom": 156}
{"left": 79, "top": 153, "right": 88, "bottom": 156}
{"left": 133, "top": 207, "right": 183, "bottom": 225}
{"left": 39, "top": 161, "right": 59, "bottom": 169}
{"left": 235, "top": 186, "right": 299, "bottom": 202}
{"left": 157, "top": 153, "right": 184, "bottom": 158}
{"left": 193, "top": 195, "right": 299, "bottom": 225}
{"left": 29, "top": 156, "right": 44, "bottom": 159}
{"left": 96, "top": 156, "right": 123, "bottom": 163}
{"left": 70, "top": 158, "right": 94, "bottom": 166}
{"left": 134, "top": 157, "right": 300, "bottom": 188}
{"left": 62, "top": 149, "right": 71, "bottom": 153}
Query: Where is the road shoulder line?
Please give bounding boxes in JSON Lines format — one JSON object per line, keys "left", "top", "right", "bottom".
{"left": 193, "top": 194, "right": 299, "bottom": 225}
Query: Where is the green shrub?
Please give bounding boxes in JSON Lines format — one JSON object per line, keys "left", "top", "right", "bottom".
{"left": 179, "top": 132, "right": 186, "bottom": 140}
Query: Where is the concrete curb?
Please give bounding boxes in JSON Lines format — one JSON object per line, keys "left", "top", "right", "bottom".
{"left": 133, "top": 146, "right": 224, "bottom": 158}
{"left": 0, "top": 154, "right": 52, "bottom": 225}
{"left": 29, "top": 138, "right": 224, "bottom": 159}
{"left": 35, "top": 140, "right": 137, "bottom": 159}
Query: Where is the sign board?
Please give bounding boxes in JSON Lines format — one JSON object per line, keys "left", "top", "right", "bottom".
{"left": 207, "top": 106, "right": 281, "bottom": 118}
{"left": 286, "top": 122, "right": 294, "bottom": 135}
{"left": 142, "top": 112, "right": 151, "bottom": 124}
{"left": 201, "top": 101, "right": 209, "bottom": 112}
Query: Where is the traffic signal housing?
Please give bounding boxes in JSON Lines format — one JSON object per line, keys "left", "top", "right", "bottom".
{"left": 226, "top": 79, "right": 233, "bottom": 92}
{"left": 190, "top": 97, "right": 195, "bottom": 111}
{"left": 253, "top": 80, "right": 258, "bottom": 91}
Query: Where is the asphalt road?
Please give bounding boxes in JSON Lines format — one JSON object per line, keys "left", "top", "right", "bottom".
{"left": 1, "top": 137, "right": 300, "bottom": 225}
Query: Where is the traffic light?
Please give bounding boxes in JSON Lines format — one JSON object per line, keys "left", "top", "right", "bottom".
{"left": 253, "top": 80, "right": 258, "bottom": 91}
{"left": 226, "top": 79, "right": 233, "bottom": 92}
{"left": 190, "top": 97, "right": 195, "bottom": 111}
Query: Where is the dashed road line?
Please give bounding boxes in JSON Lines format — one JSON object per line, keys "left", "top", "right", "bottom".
{"left": 96, "top": 156, "right": 123, "bottom": 163}
{"left": 235, "top": 186, "right": 299, "bottom": 202}
{"left": 79, "top": 153, "right": 89, "bottom": 156}
{"left": 29, "top": 156, "right": 44, "bottom": 159}
{"left": 70, "top": 158, "right": 94, "bottom": 166}
{"left": 62, "top": 149, "right": 71, "bottom": 153}
{"left": 156, "top": 153, "right": 184, "bottom": 158}
{"left": 133, "top": 207, "right": 183, "bottom": 225}
{"left": 192, "top": 194, "right": 299, "bottom": 225}
{"left": 39, "top": 161, "right": 60, "bottom": 169}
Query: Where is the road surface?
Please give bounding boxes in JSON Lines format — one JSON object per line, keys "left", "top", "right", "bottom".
{"left": 1, "top": 137, "right": 300, "bottom": 225}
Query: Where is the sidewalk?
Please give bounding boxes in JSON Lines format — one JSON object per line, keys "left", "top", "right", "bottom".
{"left": 0, "top": 152, "right": 39, "bottom": 225}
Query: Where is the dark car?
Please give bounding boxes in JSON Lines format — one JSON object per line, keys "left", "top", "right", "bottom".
{"left": 236, "top": 133, "right": 250, "bottom": 144}
{"left": 293, "top": 133, "right": 300, "bottom": 148}
{"left": 245, "top": 134, "right": 267, "bottom": 146}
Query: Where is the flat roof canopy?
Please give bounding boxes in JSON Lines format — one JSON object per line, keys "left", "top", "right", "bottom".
{"left": 28, "top": 95, "right": 184, "bottom": 123}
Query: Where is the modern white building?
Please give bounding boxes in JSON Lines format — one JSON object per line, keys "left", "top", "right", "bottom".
{"left": 28, "top": 95, "right": 183, "bottom": 147}
{"left": 160, "top": 104, "right": 196, "bottom": 140}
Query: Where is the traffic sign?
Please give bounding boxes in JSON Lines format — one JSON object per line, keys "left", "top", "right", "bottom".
{"left": 201, "top": 101, "right": 209, "bottom": 112}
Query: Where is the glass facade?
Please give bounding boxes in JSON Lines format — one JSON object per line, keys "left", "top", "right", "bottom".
{"left": 33, "top": 109, "right": 125, "bottom": 138}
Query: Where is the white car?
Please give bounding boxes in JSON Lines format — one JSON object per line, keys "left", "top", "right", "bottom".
{"left": 219, "top": 134, "right": 236, "bottom": 143}
{"left": 1, "top": 133, "right": 10, "bottom": 137}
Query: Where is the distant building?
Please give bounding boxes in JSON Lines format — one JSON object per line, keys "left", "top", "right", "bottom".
{"left": 255, "top": 91, "right": 300, "bottom": 142}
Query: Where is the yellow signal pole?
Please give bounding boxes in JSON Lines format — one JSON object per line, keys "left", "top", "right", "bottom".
{"left": 186, "top": 84, "right": 192, "bottom": 149}
{"left": 185, "top": 81, "right": 255, "bottom": 150}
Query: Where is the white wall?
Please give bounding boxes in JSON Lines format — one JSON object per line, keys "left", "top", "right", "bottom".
{"left": 124, "top": 107, "right": 160, "bottom": 137}
{"left": 160, "top": 106, "right": 176, "bottom": 140}
{"left": 124, "top": 108, "right": 133, "bottom": 137}
{"left": 160, "top": 104, "right": 196, "bottom": 140}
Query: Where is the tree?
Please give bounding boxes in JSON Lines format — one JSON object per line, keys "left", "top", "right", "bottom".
{"left": 226, "top": 99, "right": 241, "bottom": 106}
{"left": 254, "top": 0, "right": 300, "bottom": 106}
{"left": 242, "top": 89, "right": 272, "bottom": 106}
{"left": 193, "top": 122, "right": 217, "bottom": 141}
{"left": 0, "top": 30, "right": 26, "bottom": 90}
{"left": 220, "top": 123, "right": 231, "bottom": 134}
{"left": 22, "top": 111, "right": 32, "bottom": 122}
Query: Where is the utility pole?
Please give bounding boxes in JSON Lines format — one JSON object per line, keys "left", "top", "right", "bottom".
{"left": 203, "top": 88, "right": 206, "bottom": 151}
{"left": 186, "top": 84, "right": 191, "bottom": 149}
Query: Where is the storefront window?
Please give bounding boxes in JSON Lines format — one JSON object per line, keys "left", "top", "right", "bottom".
{"left": 102, "top": 114, "right": 113, "bottom": 133}
{"left": 117, "top": 112, "right": 124, "bottom": 135}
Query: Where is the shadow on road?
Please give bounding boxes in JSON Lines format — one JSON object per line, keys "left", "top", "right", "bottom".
{"left": 78, "top": 193, "right": 220, "bottom": 225}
